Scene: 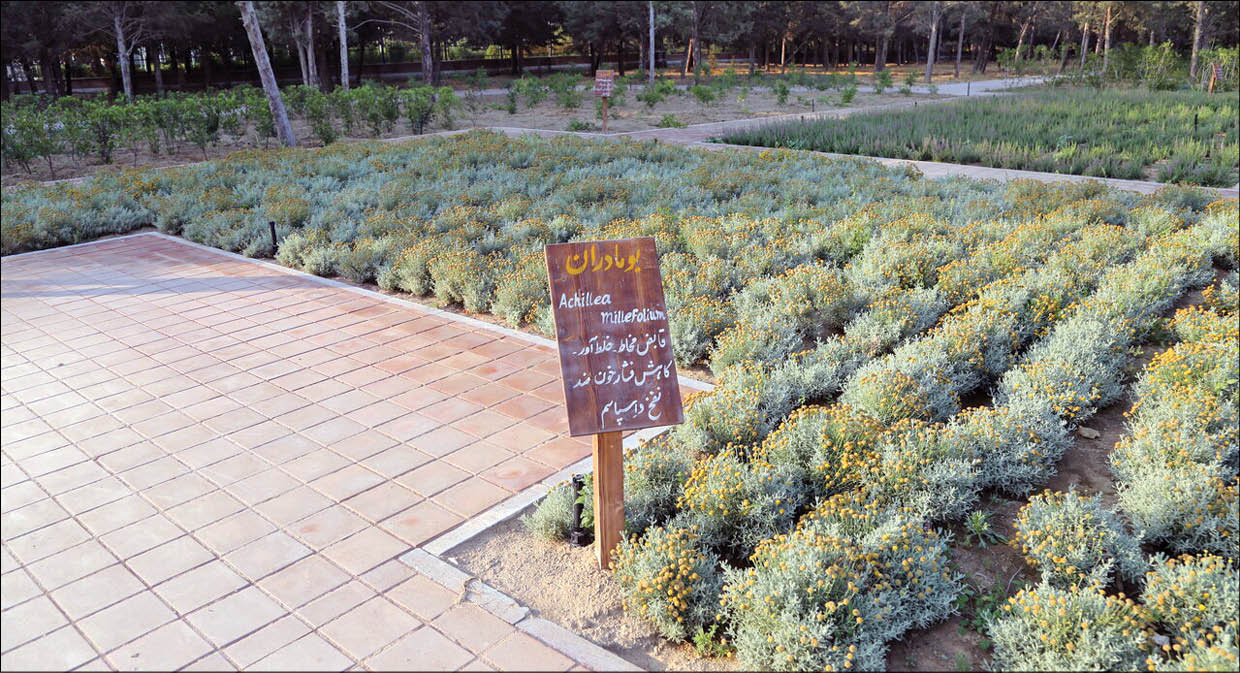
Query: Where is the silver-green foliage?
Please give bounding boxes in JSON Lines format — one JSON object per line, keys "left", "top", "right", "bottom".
{"left": 1012, "top": 489, "right": 1147, "bottom": 589}
{"left": 987, "top": 583, "right": 1151, "bottom": 672}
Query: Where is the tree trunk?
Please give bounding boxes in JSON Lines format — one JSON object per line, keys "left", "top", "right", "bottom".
{"left": 1189, "top": 1, "right": 1204, "bottom": 81}
{"left": 617, "top": 39, "right": 625, "bottom": 76}
{"left": 1079, "top": 22, "right": 1090, "bottom": 68}
{"left": 432, "top": 39, "right": 442, "bottom": 85}
{"left": 419, "top": 0, "right": 433, "bottom": 85}
{"left": 114, "top": 13, "right": 134, "bottom": 101}
{"left": 306, "top": 3, "right": 320, "bottom": 89}
{"left": 925, "top": 2, "right": 940, "bottom": 83}
{"left": 63, "top": 56, "right": 72, "bottom": 95}
{"left": 1101, "top": 5, "right": 1112, "bottom": 73}
{"left": 172, "top": 47, "right": 185, "bottom": 88}
{"left": 238, "top": 0, "right": 296, "bottom": 147}
{"left": 1015, "top": 22, "right": 1029, "bottom": 62}
{"left": 296, "top": 38, "right": 309, "bottom": 84}
{"left": 780, "top": 35, "right": 787, "bottom": 72}
{"left": 954, "top": 11, "right": 965, "bottom": 78}
{"left": 1, "top": 67, "right": 9, "bottom": 101}
{"left": 39, "top": 48, "right": 60, "bottom": 97}
{"left": 338, "top": 0, "right": 349, "bottom": 89}
{"left": 152, "top": 44, "right": 164, "bottom": 96}
{"left": 649, "top": 1, "right": 656, "bottom": 83}
{"left": 875, "top": 33, "right": 889, "bottom": 72}
{"left": 682, "top": 38, "right": 693, "bottom": 78}
{"left": 315, "top": 37, "right": 330, "bottom": 89}
{"left": 1057, "top": 40, "right": 1071, "bottom": 74}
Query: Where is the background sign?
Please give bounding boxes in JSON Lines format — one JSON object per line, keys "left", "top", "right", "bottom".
{"left": 593, "top": 69, "right": 614, "bottom": 97}
{"left": 545, "top": 237, "right": 684, "bottom": 437}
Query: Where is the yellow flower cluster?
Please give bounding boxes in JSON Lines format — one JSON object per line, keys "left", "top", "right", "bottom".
{"left": 1000, "top": 584, "right": 1151, "bottom": 654}
{"left": 612, "top": 525, "right": 719, "bottom": 641}
{"left": 1012, "top": 489, "right": 1145, "bottom": 588}
{"left": 1141, "top": 554, "right": 1239, "bottom": 671}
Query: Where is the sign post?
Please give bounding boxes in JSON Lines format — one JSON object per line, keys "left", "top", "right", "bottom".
{"left": 545, "top": 237, "right": 684, "bottom": 569}
{"left": 593, "top": 70, "right": 614, "bottom": 133}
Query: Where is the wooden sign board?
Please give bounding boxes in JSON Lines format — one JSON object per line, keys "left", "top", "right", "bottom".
{"left": 545, "top": 237, "right": 684, "bottom": 437}
{"left": 593, "top": 70, "right": 614, "bottom": 97}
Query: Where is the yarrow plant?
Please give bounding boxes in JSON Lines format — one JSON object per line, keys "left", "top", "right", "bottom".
{"left": 987, "top": 583, "right": 1153, "bottom": 672}
{"left": 1012, "top": 489, "right": 1147, "bottom": 589}
{"left": 1140, "top": 553, "right": 1239, "bottom": 671}
{"left": 611, "top": 525, "right": 724, "bottom": 641}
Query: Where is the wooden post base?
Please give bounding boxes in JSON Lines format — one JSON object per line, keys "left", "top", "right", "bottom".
{"left": 592, "top": 430, "right": 624, "bottom": 569}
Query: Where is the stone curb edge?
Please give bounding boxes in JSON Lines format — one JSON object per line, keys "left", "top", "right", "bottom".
{"left": 399, "top": 549, "right": 642, "bottom": 672}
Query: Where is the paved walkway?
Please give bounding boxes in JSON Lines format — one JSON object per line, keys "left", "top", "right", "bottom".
{"left": 1, "top": 233, "right": 690, "bottom": 670}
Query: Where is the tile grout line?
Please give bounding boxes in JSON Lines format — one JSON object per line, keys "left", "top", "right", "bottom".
{"left": 7, "top": 231, "right": 715, "bottom": 394}
{"left": 5, "top": 231, "right": 715, "bottom": 671}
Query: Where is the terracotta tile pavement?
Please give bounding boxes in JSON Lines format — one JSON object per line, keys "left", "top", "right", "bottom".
{"left": 0, "top": 234, "right": 677, "bottom": 670}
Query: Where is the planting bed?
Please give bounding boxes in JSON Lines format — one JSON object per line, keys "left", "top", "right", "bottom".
{"left": 0, "top": 72, "right": 939, "bottom": 185}
{"left": 2, "top": 130, "right": 1237, "bottom": 670}
{"left": 720, "top": 88, "right": 1240, "bottom": 186}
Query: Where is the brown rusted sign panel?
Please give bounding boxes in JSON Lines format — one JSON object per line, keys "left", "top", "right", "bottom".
{"left": 593, "top": 69, "right": 614, "bottom": 97}
{"left": 545, "top": 237, "right": 684, "bottom": 437}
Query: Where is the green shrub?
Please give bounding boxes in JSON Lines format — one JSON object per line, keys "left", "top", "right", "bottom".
{"left": 512, "top": 76, "right": 549, "bottom": 108}
{"left": 547, "top": 72, "right": 583, "bottom": 109}
{"left": 300, "top": 243, "right": 341, "bottom": 277}
{"left": 673, "top": 449, "right": 804, "bottom": 559}
{"left": 612, "top": 525, "right": 724, "bottom": 642}
{"left": 656, "top": 114, "right": 686, "bottom": 128}
{"left": 337, "top": 236, "right": 399, "bottom": 284}
{"left": 874, "top": 70, "right": 893, "bottom": 94}
{"left": 754, "top": 404, "right": 883, "bottom": 501}
{"left": 1202, "top": 271, "right": 1238, "bottom": 316}
{"left": 720, "top": 499, "right": 960, "bottom": 671}
{"left": 772, "top": 79, "right": 790, "bottom": 105}
{"left": 668, "top": 299, "right": 736, "bottom": 367}
{"left": 1141, "top": 553, "right": 1239, "bottom": 668}
{"left": 490, "top": 248, "right": 549, "bottom": 327}
{"left": 388, "top": 238, "right": 449, "bottom": 296}
{"left": 637, "top": 77, "right": 678, "bottom": 108}
{"left": 623, "top": 438, "right": 692, "bottom": 535}
{"left": 689, "top": 84, "right": 718, "bottom": 106}
{"left": 522, "top": 478, "right": 593, "bottom": 542}
{"left": 987, "top": 584, "right": 1152, "bottom": 672}
{"left": 1012, "top": 489, "right": 1147, "bottom": 589}
{"left": 428, "top": 247, "right": 498, "bottom": 312}
{"left": 719, "top": 89, "right": 1240, "bottom": 187}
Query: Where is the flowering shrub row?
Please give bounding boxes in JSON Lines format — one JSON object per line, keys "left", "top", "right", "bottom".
{"left": 1111, "top": 276, "right": 1240, "bottom": 557}
{"left": 602, "top": 211, "right": 1236, "bottom": 666}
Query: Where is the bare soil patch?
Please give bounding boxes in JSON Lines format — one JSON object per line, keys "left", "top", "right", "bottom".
{"left": 450, "top": 510, "right": 740, "bottom": 672}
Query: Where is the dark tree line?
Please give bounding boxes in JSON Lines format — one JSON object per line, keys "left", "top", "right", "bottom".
{"left": 3, "top": 0, "right": 1237, "bottom": 101}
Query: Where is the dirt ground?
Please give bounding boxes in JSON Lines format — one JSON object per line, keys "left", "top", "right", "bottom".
{"left": 887, "top": 276, "right": 1218, "bottom": 671}
{"left": 451, "top": 512, "right": 739, "bottom": 672}
{"left": 0, "top": 87, "right": 943, "bottom": 185}
{"left": 464, "top": 88, "right": 944, "bottom": 134}
{"left": 450, "top": 276, "right": 1223, "bottom": 673}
